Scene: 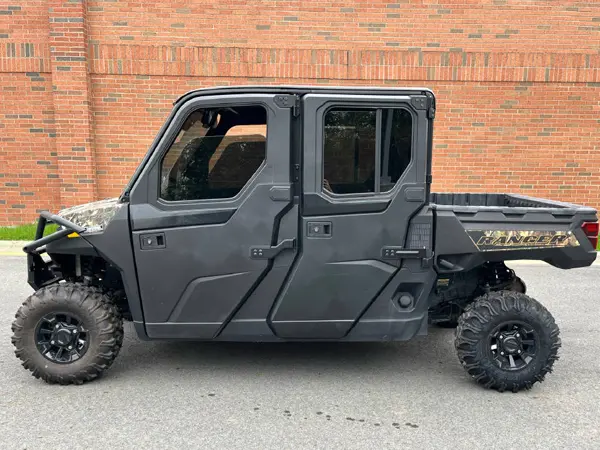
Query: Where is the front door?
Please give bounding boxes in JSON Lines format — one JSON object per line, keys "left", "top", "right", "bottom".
{"left": 128, "top": 94, "right": 297, "bottom": 339}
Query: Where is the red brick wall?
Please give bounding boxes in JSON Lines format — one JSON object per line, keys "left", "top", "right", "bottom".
{"left": 1, "top": 0, "right": 599, "bottom": 224}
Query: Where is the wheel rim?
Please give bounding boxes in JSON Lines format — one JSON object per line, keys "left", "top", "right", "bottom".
{"left": 35, "top": 313, "right": 89, "bottom": 364}
{"left": 488, "top": 321, "right": 538, "bottom": 371}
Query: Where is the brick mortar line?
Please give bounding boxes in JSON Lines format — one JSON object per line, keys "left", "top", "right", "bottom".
{"left": 3, "top": 70, "right": 598, "bottom": 84}
{"left": 2, "top": 68, "right": 599, "bottom": 85}
{"left": 89, "top": 73, "right": 600, "bottom": 85}
{"left": 86, "top": 62, "right": 599, "bottom": 69}
{"left": 3, "top": 64, "right": 598, "bottom": 71}
{"left": 0, "top": 69, "right": 51, "bottom": 74}
{"left": 3, "top": 47, "right": 600, "bottom": 62}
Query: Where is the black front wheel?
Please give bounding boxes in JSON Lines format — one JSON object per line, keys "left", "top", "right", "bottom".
{"left": 12, "top": 283, "right": 123, "bottom": 385}
{"left": 455, "top": 291, "right": 560, "bottom": 392}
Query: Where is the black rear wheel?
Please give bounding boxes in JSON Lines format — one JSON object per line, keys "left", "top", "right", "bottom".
{"left": 436, "top": 275, "right": 527, "bottom": 329}
{"left": 12, "top": 283, "right": 123, "bottom": 385}
{"left": 455, "top": 291, "right": 560, "bottom": 392}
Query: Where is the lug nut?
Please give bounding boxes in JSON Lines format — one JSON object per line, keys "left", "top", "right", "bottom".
{"left": 68, "top": 346, "right": 72, "bottom": 350}
{"left": 516, "top": 333, "right": 520, "bottom": 338}
{"left": 72, "top": 329, "right": 77, "bottom": 334}
{"left": 55, "top": 324, "right": 60, "bottom": 329}
{"left": 500, "top": 352, "right": 505, "bottom": 355}
{"left": 51, "top": 340, "right": 55, "bottom": 345}
{"left": 517, "top": 350, "right": 522, "bottom": 354}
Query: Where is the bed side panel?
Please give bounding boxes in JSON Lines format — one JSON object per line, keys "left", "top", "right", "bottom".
{"left": 433, "top": 207, "right": 597, "bottom": 271}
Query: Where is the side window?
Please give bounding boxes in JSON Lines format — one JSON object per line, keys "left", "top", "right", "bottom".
{"left": 160, "top": 105, "right": 267, "bottom": 201}
{"left": 323, "top": 109, "right": 377, "bottom": 194}
{"left": 323, "top": 107, "right": 412, "bottom": 195}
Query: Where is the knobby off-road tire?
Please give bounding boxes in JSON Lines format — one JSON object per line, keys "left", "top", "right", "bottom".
{"left": 11, "top": 282, "right": 124, "bottom": 385}
{"left": 455, "top": 291, "right": 560, "bottom": 392}
{"left": 437, "top": 276, "right": 527, "bottom": 329}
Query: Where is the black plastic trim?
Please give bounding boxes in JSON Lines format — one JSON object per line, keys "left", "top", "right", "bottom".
{"left": 269, "top": 320, "right": 354, "bottom": 339}
{"left": 303, "top": 193, "right": 390, "bottom": 216}
{"left": 146, "top": 323, "right": 221, "bottom": 339}
{"left": 131, "top": 208, "right": 236, "bottom": 231}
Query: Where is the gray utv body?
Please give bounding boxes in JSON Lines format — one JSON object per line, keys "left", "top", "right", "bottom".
{"left": 23, "top": 86, "right": 598, "bottom": 343}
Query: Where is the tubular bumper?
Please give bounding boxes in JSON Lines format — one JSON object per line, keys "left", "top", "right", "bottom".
{"left": 22, "top": 211, "right": 86, "bottom": 255}
{"left": 23, "top": 212, "right": 86, "bottom": 290}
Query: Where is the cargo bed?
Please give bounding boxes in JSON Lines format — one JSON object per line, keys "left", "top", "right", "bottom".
{"left": 429, "top": 193, "right": 598, "bottom": 271}
{"left": 430, "top": 193, "right": 596, "bottom": 213}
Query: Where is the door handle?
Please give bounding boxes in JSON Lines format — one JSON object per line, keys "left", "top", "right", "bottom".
{"left": 250, "top": 239, "right": 296, "bottom": 259}
{"left": 381, "top": 246, "right": 426, "bottom": 259}
{"left": 140, "top": 233, "right": 166, "bottom": 250}
{"left": 307, "top": 221, "right": 332, "bottom": 238}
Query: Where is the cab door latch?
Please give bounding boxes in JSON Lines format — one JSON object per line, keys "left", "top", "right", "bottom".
{"left": 250, "top": 239, "right": 296, "bottom": 259}
{"left": 140, "top": 233, "right": 166, "bottom": 250}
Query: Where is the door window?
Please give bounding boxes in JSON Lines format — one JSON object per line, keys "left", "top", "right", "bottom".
{"left": 160, "top": 105, "right": 267, "bottom": 201}
{"left": 322, "top": 107, "right": 412, "bottom": 195}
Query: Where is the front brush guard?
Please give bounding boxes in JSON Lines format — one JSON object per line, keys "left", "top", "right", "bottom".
{"left": 23, "top": 212, "right": 86, "bottom": 290}
{"left": 23, "top": 211, "right": 86, "bottom": 255}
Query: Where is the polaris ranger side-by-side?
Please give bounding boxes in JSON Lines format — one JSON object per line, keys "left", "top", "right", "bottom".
{"left": 13, "top": 86, "right": 598, "bottom": 391}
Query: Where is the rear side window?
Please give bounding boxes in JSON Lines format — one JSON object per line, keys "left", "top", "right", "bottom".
{"left": 323, "top": 107, "right": 412, "bottom": 195}
{"left": 323, "top": 109, "right": 377, "bottom": 194}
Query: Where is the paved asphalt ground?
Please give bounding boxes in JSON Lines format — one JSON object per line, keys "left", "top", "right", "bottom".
{"left": 0, "top": 256, "right": 599, "bottom": 449}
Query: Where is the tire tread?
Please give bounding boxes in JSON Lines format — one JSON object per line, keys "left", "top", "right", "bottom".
{"left": 11, "top": 282, "right": 123, "bottom": 385}
{"left": 455, "top": 290, "right": 561, "bottom": 392}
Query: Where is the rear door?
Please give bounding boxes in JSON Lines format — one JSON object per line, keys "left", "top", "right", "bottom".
{"left": 269, "top": 92, "right": 431, "bottom": 338}
{"left": 128, "top": 93, "right": 298, "bottom": 339}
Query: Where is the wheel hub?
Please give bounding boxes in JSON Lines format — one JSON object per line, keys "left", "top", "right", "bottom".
{"left": 35, "top": 313, "right": 89, "bottom": 364}
{"left": 53, "top": 328, "right": 74, "bottom": 346}
{"left": 489, "top": 321, "right": 538, "bottom": 371}
{"left": 498, "top": 332, "right": 522, "bottom": 355}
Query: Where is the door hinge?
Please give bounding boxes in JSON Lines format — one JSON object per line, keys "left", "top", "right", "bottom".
{"left": 428, "top": 105, "right": 436, "bottom": 119}
{"left": 274, "top": 94, "right": 300, "bottom": 116}
{"left": 426, "top": 174, "right": 433, "bottom": 184}
{"left": 411, "top": 95, "right": 435, "bottom": 118}
{"left": 425, "top": 90, "right": 436, "bottom": 119}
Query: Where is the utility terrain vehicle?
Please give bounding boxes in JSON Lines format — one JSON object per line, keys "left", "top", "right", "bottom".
{"left": 13, "top": 86, "right": 598, "bottom": 391}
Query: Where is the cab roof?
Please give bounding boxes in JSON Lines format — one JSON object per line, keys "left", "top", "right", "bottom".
{"left": 174, "top": 85, "right": 434, "bottom": 105}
